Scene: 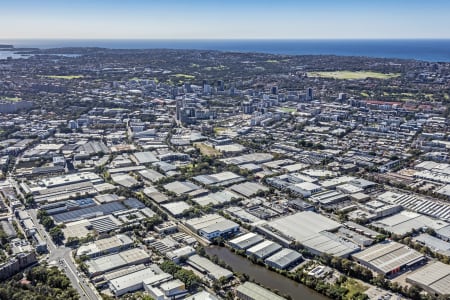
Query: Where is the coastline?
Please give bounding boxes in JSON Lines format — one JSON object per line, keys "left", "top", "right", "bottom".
{"left": 1, "top": 39, "right": 450, "bottom": 62}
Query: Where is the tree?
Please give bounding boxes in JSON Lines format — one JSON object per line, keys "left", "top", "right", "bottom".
{"left": 49, "top": 226, "right": 64, "bottom": 244}
{"left": 175, "top": 269, "right": 201, "bottom": 291}
{"left": 0, "top": 265, "right": 79, "bottom": 300}
{"left": 160, "top": 260, "right": 180, "bottom": 275}
{"left": 41, "top": 216, "right": 55, "bottom": 230}
{"left": 66, "top": 237, "right": 80, "bottom": 247}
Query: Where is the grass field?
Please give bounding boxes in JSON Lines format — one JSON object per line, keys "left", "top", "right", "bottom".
{"left": 194, "top": 142, "right": 221, "bottom": 157}
{"left": 213, "top": 127, "right": 227, "bottom": 134}
{"left": 204, "top": 65, "right": 228, "bottom": 71}
{"left": 173, "top": 74, "right": 195, "bottom": 79}
{"left": 43, "top": 75, "right": 84, "bottom": 79}
{"left": 308, "top": 71, "right": 400, "bottom": 80}
{"left": 279, "top": 107, "right": 296, "bottom": 113}
{"left": 2, "top": 97, "right": 22, "bottom": 102}
{"left": 343, "top": 279, "right": 368, "bottom": 300}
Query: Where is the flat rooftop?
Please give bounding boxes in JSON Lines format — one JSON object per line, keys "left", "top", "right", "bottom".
{"left": 236, "top": 282, "right": 285, "bottom": 300}
{"left": 352, "top": 241, "right": 424, "bottom": 274}
{"left": 407, "top": 261, "right": 450, "bottom": 295}
{"left": 264, "top": 211, "right": 341, "bottom": 242}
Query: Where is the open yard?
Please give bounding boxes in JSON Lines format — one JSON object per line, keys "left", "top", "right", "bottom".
{"left": 308, "top": 71, "right": 400, "bottom": 80}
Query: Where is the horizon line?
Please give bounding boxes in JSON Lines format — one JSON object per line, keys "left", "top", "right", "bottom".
{"left": 2, "top": 37, "right": 450, "bottom": 41}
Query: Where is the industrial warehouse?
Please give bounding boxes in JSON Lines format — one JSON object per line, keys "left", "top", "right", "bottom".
{"left": 228, "top": 232, "right": 264, "bottom": 250}
{"left": 185, "top": 214, "right": 240, "bottom": 240}
{"left": 257, "top": 211, "right": 360, "bottom": 257}
{"left": 352, "top": 241, "right": 426, "bottom": 276}
{"left": 406, "top": 262, "right": 450, "bottom": 296}
{"left": 236, "top": 282, "right": 286, "bottom": 300}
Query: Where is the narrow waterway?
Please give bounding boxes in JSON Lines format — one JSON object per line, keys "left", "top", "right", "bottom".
{"left": 205, "top": 246, "right": 329, "bottom": 300}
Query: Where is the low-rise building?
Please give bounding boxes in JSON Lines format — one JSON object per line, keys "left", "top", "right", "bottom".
{"left": 186, "top": 214, "right": 239, "bottom": 240}
{"left": 264, "top": 248, "right": 302, "bottom": 270}
{"left": 187, "top": 254, "right": 233, "bottom": 281}
{"left": 228, "top": 232, "right": 264, "bottom": 250}
{"left": 352, "top": 241, "right": 426, "bottom": 276}
{"left": 76, "top": 234, "right": 133, "bottom": 258}
{"left": 246, "top": 240, "right": 282, "bottom": 260}
{"left": 406, "top": 261, "right": 450, "bottom": 296}
{"left": 236, "top": 281, "right": 286, "bottom": 300}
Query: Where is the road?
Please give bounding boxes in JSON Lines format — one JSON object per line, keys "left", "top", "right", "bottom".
{"left": 8, "top": 178, "right": 97, "bottom": 299}
{"left": 28, "top": 208, "right": 100, "bottom": 300}
{"left": 10, "top": 175, "right": 207, "bottom": 299}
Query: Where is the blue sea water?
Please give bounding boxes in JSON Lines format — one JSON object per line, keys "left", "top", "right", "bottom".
{"left": 1, "top": 39, "right": 450, "bottom": 62}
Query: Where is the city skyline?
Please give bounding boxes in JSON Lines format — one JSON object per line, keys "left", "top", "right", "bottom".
{"left": 1, "top": 0, "right": 450, "bottom": 39}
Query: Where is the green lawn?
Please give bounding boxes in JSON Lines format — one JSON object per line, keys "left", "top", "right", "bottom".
{"left": 308, "top": 71, "right": 400, "bottom": 80}
{"left": 360, "top": 92, "right": 370, "bottom": 97}
{"left": 444, "top": 93, "right": 450, "bottom": 100}
{"left": 43, "top": 75, "right": 84, "bottom": 79}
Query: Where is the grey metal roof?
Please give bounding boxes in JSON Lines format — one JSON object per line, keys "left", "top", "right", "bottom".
{"left": 53, "top": 202, "right": 126, "bottom": 223}
{"left": 265, "top": 248, "right": 302, "bottom": 268}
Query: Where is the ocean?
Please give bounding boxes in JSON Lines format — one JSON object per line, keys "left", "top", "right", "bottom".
{"left": 1, "top": 39, "right": 450, "bottom": 62}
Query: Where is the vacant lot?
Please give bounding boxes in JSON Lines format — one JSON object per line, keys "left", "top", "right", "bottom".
{"left": 308, "top": 71, "right": 400, "bottom": 80}
{"left": 194, "top": 142, "right": 221, "bottom": 157}
{"left": 342, "top": 279, "right": 368, "bottom": 300}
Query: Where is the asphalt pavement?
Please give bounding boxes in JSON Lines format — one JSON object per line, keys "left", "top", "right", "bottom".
{"left": 28, "top": 209, "right": 99, "bottom": 300}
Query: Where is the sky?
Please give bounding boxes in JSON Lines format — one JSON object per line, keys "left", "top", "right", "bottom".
{"left": 1, "top": 0, "right": 449, "bottom": 39}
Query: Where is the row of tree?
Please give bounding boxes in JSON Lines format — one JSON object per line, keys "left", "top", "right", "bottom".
{"left": 37, "top": 210, "right": 64, "bottom": 244}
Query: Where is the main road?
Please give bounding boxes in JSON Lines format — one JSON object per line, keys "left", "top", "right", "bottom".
{"left": 28, "top": 208, "right": 100, "bottom": 300}
{"left": 8, "top": 177, "right": 97, "bottom": 299}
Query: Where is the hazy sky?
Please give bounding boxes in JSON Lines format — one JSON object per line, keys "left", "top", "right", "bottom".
{"left": 1, "top": 0, "right": 449, "bottom": 39}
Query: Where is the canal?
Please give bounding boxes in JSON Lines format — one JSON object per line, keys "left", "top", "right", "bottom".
{"left": 205, "top": 246, "right": 329, "bottom": 300}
